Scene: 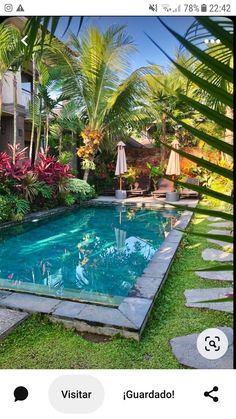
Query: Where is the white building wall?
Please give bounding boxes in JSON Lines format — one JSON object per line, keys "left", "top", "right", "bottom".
{"left": 2, "top": 68, "right": 23, "bottom": 106}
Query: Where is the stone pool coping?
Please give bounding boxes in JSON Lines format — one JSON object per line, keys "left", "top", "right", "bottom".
{"left": 0, "top": 200, "right": 197, "bottom": 340}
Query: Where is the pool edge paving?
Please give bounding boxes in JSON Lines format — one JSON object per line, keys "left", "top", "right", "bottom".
{"left": 0, "top": 202, "right": 196, "bottom": 340}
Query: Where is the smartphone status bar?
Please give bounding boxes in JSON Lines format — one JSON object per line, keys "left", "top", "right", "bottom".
{"left": 1, "top": 0, "right": 235, "bottom": 16}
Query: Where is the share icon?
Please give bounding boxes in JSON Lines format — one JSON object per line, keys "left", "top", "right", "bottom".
{"left": 204, "top": 386, "right": 219, "bottom": 402}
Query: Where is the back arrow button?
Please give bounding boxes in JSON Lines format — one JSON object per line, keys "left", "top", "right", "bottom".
{"left": 21, "top": 35, "right": 28, "bottom": 46}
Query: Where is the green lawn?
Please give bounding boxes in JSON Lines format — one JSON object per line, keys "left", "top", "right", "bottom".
{"left": 0, "top": 209, "right": 232, "bottom": 369}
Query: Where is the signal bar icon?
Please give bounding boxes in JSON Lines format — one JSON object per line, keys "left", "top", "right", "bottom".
{"left": 173, "top": 5, "right": 181, "bottom": 12}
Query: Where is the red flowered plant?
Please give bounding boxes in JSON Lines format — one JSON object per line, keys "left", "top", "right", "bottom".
{"left": 0, "top": 144, "right": 31, "bottom": 181}
{"left": 34, "top": 148, "right": 73, "bottom": 186}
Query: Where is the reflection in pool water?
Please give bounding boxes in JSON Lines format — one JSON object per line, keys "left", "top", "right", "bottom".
{"left": 0, "top": 206, "right": 180, "bottom": 305}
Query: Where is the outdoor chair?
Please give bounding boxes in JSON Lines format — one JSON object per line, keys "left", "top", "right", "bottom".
{"left": 180, "top": 177, "right": 200, "bottom": 198}
{"left": 151, "top": 178, "right": 172, "bottom": 198}
{"left": 127, "top": 181, "right": 149, "bottom": 197}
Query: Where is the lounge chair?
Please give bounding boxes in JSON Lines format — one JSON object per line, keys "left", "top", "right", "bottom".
{"left": 180, "top": 178, "right": 200, "bottom": 198}
{"left": 127, "top": 181, "right": 149, "bottom": 197}
{"left": 151, "top": 178, "right": 172, "bottom": 198}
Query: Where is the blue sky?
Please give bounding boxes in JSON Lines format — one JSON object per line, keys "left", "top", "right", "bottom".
{"left": 55, "top": 16, "right": 195, "bottom": 72}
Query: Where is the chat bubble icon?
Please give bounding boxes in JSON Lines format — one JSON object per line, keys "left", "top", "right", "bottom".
{"left": 14, "top": 386, "right": 29, "bottom": 402}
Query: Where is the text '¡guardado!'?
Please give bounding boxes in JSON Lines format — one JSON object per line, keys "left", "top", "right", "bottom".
{"left": 123, "top": 390, "right": 175, "bottom": 400}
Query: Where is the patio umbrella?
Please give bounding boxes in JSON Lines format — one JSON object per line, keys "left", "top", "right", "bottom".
{"left": 166, "top": 139, "right": 180, "bottom": 192}
{"left": 115, "top": 141, "right": 127, "bottom": 190}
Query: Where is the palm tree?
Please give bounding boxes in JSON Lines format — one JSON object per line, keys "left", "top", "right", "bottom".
{"left": 49, "top": 101, "right": 83, "bottom": 156}
{"left": 63, "top": 25, "right": 148, "bottom": 181}
{"left": 144, "top": 67, "right": 188, "bottom": 162}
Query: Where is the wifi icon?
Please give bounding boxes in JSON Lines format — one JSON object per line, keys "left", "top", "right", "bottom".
{"left": 161, "top": 4, "right": 172, "bottom": 12}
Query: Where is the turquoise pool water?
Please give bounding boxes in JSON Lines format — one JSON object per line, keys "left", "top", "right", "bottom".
{"left": 0, "top": 206, "right": 180, "bottom": 305}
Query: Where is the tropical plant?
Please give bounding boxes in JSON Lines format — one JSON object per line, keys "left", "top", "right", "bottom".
{"left": 67, "top": 178, "right": 96, "bottom": 201}
{"left": 62, "top": 25, "right": 149, "bottom": 181}
{"left": 22, "top": 17, "right": 84, "bottom": 63}
{"left": 34, "top": 149, "right": 73, "bottom": 186}
{"left": 143, "top": 64, "right": 190, "bottom": 162}
{"left": 147, "top": 17, "right": 233, "bottom": 277}
{"left": 124, "top": 166, "right": 140, "bottom": 187}
{"left": 146, "top": 162, "right": 165, "bottom": 190}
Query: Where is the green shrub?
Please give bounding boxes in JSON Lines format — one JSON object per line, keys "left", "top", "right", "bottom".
{"left": 68, "top": 178, "right": 96, "bottom": 201}
{"left": 63, "top": 194, "right": 76, "bottom": 206}
{"left": 0, "top": 195, "right": 30, "bottom": 223}
{"left": 0, "top": 196, "right": 12, "bottom": 222}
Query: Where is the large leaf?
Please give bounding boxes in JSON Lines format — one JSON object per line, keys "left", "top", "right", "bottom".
{"left": 176, "top": 229, "right": 233, "bottom": 243}
{"left": 196, "top": 17, "right": 233, "bottom": 51}
{"left": 166, "top": 203, "right": 233, "bottom": 221}
{"left": 172, "top": 179, "right": 233, "bottom": 204}
{"left": 145, "top": 33, "right": 233, "bottom": 108}
{"left": 158, "top": 17, "right": 233, "bottom": 83}
{"left": 163, "top": 142, "right": 233, "bottom": 180}
{"left": 194, "top": 265, "right": 233, "bottom": 272}
{"left": 178, "top": 94, "right": 233, "bottom": 131}
{"left": 170, "top": 115, "right": 233, "bottom": 157}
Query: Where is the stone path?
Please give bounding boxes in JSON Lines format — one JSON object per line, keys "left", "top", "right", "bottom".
{"left": 184, "top": 287, "right": 233, "bottom": 313}
{"left": 202, "top": 248, "right": 233, "bottom": 262}
{"left": 207, "top": 217, "right": 222, "bottom": 221}
{"left": 170, "top": 327, "right": 233, "bottom": 369}
{"left": 0, "top": 308, "right": 29, "bottom": 340}
{"left": 207, "top": 238, "right": 233, "bottom": 249}
{"left": 209, "top": 222, "right": 233, "bottom": 228}
{"left": 208, "top": 229, "right": 233, "bottom": 236}
{"left": 195, "top": 270, "right": 233, "bottom": 282}
{"left": 170, "top": 214, "right": 233, "bottom": 368}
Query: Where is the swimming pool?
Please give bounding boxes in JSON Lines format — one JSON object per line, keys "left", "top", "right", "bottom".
{"left": 0, "top": 206, "right": 180, "bottom": 306}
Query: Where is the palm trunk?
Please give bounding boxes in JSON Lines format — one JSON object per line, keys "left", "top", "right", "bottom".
{"left": 160, "top": 112, "right": 167, "bottom": 164}
{"left": 45, "top": 112, "right": 49, "bottom": 154}
{"left": 13, "top": 72, "right": 17, "bottom": 164}
{"left": 83, "top": 169, "right": 90, "bottom": 182}
{"left": 35, "top": 96, "right": 42, "bottom": 160}
{"left": 29, "top": 53, "right": 36, "bottom": 162}
{"left": 59, "top": 131, "right": 63, "bottom": 155}
{"left": 223, "top": 106, "right": 233, "bottom": 163}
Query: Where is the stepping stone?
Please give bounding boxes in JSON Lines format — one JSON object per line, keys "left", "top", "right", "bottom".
{"left": 195, "top": 270, "right": 233, "bottom": 282}
{"left": 208, "top": 229, "right": 233, "bottom": 236}
{"left": 0, "top": 308, "right": 29, "bottom": 340}
{"left": 202, "top": 248, "right": 233, "bottom": 262}
{"left": 170, "top": 327, "right": 233, "bottom": 369}
{"left": 209, "top": 222, "right": 233, "bottom": 228}
{"left": 207, "top": 238, "right": 233, "bottom": 249}
{"left": 207, "top": 217, "right": 222, "bottom": 221}
{"left": 184, "top": 287, "right": 233, "bottom": 313}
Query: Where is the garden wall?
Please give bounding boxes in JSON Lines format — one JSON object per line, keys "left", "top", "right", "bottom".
{"left": 126, "top": 146, "right": 217, "bottom": 176}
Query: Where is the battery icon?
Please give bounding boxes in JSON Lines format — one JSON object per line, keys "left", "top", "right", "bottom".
{"left": 201, "top": 4, "right": 207, "bottom": 12}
